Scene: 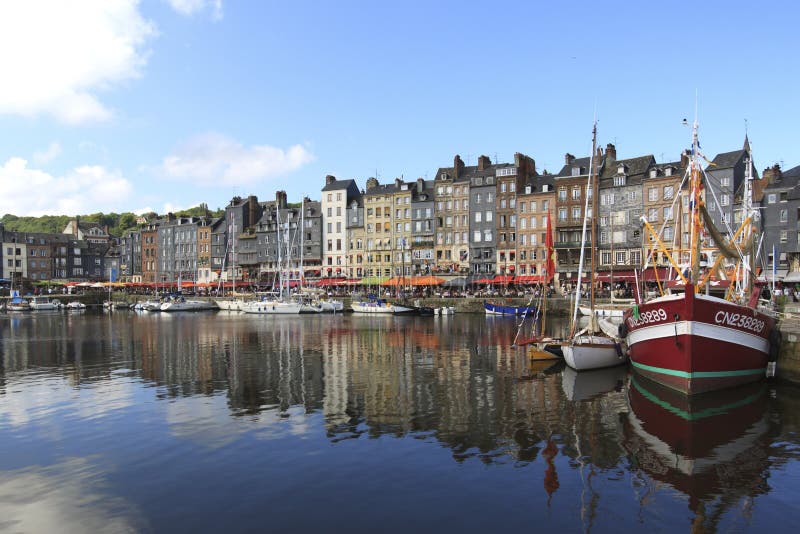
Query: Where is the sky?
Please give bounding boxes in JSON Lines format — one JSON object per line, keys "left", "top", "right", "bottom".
{"left": 0, "top": 0, "right": 798, "bottom": 217}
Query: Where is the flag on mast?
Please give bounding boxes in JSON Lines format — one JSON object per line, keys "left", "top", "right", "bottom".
{"left": 545, "top": 210, "right": 555, "bottom": 283}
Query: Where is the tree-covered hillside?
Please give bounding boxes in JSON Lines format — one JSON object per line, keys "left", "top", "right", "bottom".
{"left": 0, "top": 204, "right": 224, "bottom": 237}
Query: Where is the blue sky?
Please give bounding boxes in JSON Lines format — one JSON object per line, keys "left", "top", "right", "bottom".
{"left": 0, "top": 0, "right": 797, "bottom": 216}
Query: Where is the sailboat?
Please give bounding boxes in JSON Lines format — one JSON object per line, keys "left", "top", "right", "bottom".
{"left": 578, "top": 213, "right": 634, "bottom": 317}
{"left": 241, "top": 207, "right": 301, "bottom": 314}
{"left": 623, "top": 120, "right": 776, "bottom": 394}
{"left": 514, "top": 208, "right": 563, "bottom": 360}
{"left": 215, "top": 214, "right": 247, "bottom": 311}
{"left": 562, "top": 122, "right": 627, "bottom": 371}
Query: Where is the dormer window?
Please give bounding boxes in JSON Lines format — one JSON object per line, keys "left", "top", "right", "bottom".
{"left": 617, "top": 163, "right": 626, "bottom": 175}
{"left": 525, "top": 186, "right": 532, "bottom": 194}
{"left": 649, "top": 169, "right": 657, "bottom": 178}
{"left": 571, "top": 167, "right": 581, "bottom": 177}
{"left": 613, "top": 176, "right": 626, "bottom": 187}
{"left": 665, "top": 167, "right": 673, "bottom": 176}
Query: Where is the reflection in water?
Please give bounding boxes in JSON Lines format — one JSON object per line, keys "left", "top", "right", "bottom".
{"left": 625, "top": 373, "right": 772, "bottom": 531}
{"left": 0, "top": 312, "right": 799, "bottom": 531}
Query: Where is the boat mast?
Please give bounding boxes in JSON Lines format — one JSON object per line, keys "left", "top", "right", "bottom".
{"left": 571, "top": 121, "right": 597, "bottom": 333}
{"left": 300, "top": 197, "right": 305, "bottom": 291}
{"left": 689, "top": 119, "right": 702, "bottom": 286}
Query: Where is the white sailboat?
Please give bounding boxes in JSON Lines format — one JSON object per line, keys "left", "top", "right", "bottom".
{"left": 242, "top": 206, "right": 301, "bottom": 315}
{"left": 215, "top": 215, "right": 248, "bottom": 311}
{"left": 562, "top": 122, "right": 627, "bottom": 371}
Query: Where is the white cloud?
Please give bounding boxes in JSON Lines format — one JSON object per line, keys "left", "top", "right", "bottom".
{"left": 160, "top": 133, "right": 315, "bottom": 187}
{"left": 32, "top": 142, "right": 62, "bottom": 165}
{"left": 0, "top": 157, "right": 133, "bottom": 216}
{"left": 0, "top": 1, "right": 156, "bottom": 124}
{"left": 167, "top": 0, "right": 223, "bottom": 20}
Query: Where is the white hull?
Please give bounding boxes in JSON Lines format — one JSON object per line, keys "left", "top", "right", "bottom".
{"left": 563, "top": 335, "right": 627, "bottom": 370}
{"left": 578, "top": 305, "right": 627, "bottom": 318}
{"left": 65, "top": 302, "right": 86, "bottom": 310}
{"left": 434, "top": 306, "right": 455, "bottom": 315}
{"left": 351, "top": 301, "right": 414, "bottom": 314}
{"left": 241, "top": 300, "right": 302, "bottom": 314}
{"left": 320, "top": 300, "right": 344, "bottom": 312}
{"left": 299, "top": 302, "right": 323, "bottom": 313}
{"left": 160, "top": 300, "right": 217, "bottom": 312}
{"left": 30, "top": 298, "right": 60, "bottom": 311}
{"left": 215, "top": 298, "right": 246, "bottom": 311}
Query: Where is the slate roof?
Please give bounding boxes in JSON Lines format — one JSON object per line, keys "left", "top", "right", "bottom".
{"left": 365, "top": 182, "right": 398, "bottom": 196}
{"left": 322, "top": 178, "right": 357, "bottom": 192}
{"left": 709, "top": 149, "right": 744, "bottom": 170}
{"left": 555, "top": 156, "right": 594, "bottom": 178}
{"left": 599, "top": 155, "right": 655, "bottom": 185}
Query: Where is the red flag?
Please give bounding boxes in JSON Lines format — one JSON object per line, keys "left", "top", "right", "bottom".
{"left": 545, "top": 210, "right": 555, "bottom": 283}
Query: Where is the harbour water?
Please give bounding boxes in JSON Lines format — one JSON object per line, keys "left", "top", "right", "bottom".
{"left": 1, "top": 311, "right": 799, "bottom": 533}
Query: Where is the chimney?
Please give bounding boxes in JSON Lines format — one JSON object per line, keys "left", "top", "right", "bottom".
{"left": 395, "top": 177, "right": 403, "bottom": 189}
{"left": 73, "top": 216, "right": 80, "bottom": 236}
{"left": 478, "top": 155, "right": 491, "bottom": 171}
{"left": 565, "top": 153, "right": 575, "bottom": 165}
{"left": 605, "top": 143, "right": 616, "bottom": 162}
{"left": 325, "top": 175, "right": 336, "bottom": 186}
{"left": 276, "top": 191, "right": 287, "bottom": 210}
{"left": 366, "top": 177, "right": 379, "bottom": 191}
{"left": 680, "top": 150, "right": 689, "bottom": 169}
{"left": 514, "top": 153, "right": 536, "bottom": 177}
{"left": 416, "top": 177, "right": 424, "bottom": 193}
{"left": 763, "top": 164, "right": 782, "bottom": 185}
{"left": 453, "top": 154, "right": 465, "bottom": 179}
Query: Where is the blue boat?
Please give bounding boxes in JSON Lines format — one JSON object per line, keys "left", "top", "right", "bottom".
{"left": 483, "top": 301, "right": 536, "bottom": 316}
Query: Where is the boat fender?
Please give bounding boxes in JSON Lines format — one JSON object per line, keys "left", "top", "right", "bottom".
{"left": 769, "top": 328, "right": 782, "bottom": 362}
{"left": 618, "top": 322, "right": 628, "bottom": 338}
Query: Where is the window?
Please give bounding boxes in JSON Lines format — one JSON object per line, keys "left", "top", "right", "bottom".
{"left": 572, "top": 187, "right": 581, "bottom": 200}
{"left": 648, "top": 187, "right": 658, "bottom": 202}
{"left": 614, "top": 176, "right": 626, "bottom": 186}
{"left": 601, "top": 193, "right": 614, "bottom": 206}
{"left": 475, "top": 212, "right": 482, "bottom": 222}
{"left": 615, "top": 250, "right": 627, "bottom": 264}
{"left": 473, "top": 231, "right": 482, "bottom": 242}
{"left": 648, "top": 207, "right": 659, "bottom": 221}
{"left": 768, "top": 193, "right": 776, "bottom": 204}
{"left": 720, "top": 176, "right": 730, "bottom": 187}
{"left": 484, "top": 229, "right": 493, "bottom": 241}
{"left": 572, "top": 206, "right": 581, "bottom": 220}
{"left": 780, "top": 230, "right": 788, "bottom": 243}
{"left": 664, "top": 226, "right": 674, "bottom": 241}
{"left": 558, "top": 208, "right": 567, "bottom": 222}
{"left": 486, "top": 211, "right": 493, "bottom": 222}
{"left": 476, "top": 193, "right": 482, "bottom": 203}
{"left": 558, "top": 187, "right": 567, "bottom": 201}
{"left": 721, "top": 194, "right": 730, "bottom": 206}
{"left": 501, "top": 183, "right": 507, "bottom": 193}
{"left": 780, "top": 209, "right": 788, "bottom": 223}
{"left": 601, "top": 251, "right": 611, "bottom": 264}
{"left": 663, "top": 206, "right": 673, "bottom": 220}
{"left": 663, "top": 185, "right": 674, "bottom": 200}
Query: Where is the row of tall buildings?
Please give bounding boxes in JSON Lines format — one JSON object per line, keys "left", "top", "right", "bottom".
{"left": 3, "top": 139, "right": 800, "bottom": 287}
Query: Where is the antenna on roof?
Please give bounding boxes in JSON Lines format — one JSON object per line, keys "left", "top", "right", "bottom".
{"left": 494, "top": 153, "right": 498, "bottom": 164}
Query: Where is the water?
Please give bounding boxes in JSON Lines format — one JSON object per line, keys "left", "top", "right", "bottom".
{"left": 1, "top": 311, "right": 799, "bottom": 533}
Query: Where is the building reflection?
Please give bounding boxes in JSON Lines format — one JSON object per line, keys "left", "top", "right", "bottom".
{"left": 2, "top": 311, "right": 797, "bottom": 523}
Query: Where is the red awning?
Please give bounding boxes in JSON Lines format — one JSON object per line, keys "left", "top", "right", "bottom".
{"left": 515, "top": 275, "right": 547, "bottom": 284}
{"left": 315, "top": 278, "right": 346, "bottom": 287}
{"left": 492, "top": 275, "right": 515, "bottom": 285}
